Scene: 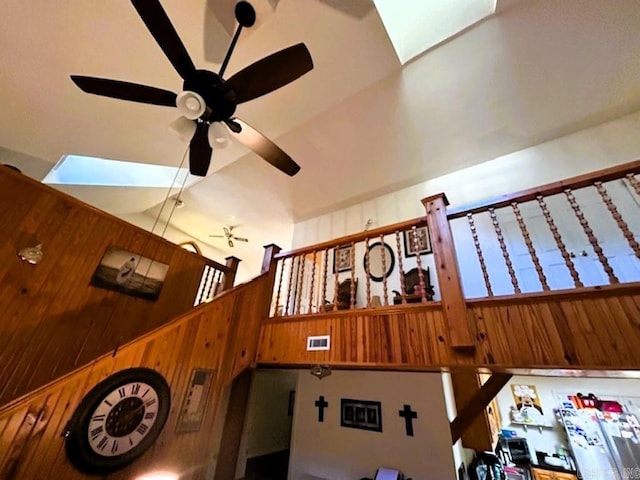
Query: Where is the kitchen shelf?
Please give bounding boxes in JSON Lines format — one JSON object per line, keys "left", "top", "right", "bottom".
{"left": 510, "top": 421, "right": 555, "bottom": 432}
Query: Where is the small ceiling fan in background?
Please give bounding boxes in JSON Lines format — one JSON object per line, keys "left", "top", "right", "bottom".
{"left": 209, "top": 226, "right": 249, "bottom": 248}
{"left": 70, "top": 0, "right": 313, "bottom": 177}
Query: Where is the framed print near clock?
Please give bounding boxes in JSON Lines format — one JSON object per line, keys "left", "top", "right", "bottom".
{"left": 64, "top": 367, "right": 171, "bottom": 475}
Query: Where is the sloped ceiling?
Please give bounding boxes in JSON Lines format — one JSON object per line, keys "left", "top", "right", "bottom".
{"left": 1, "top": 0, "right": 639, "bottom": 276}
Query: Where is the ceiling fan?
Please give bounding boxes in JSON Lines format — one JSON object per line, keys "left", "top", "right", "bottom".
{"left": 204, "top": 0, "right": 374, "bottom": 62}
{"left": 70, "top": 0, "right": 313, "bottom": 177}
{"left": 209, "top": 226, "right": 248, "bottom": 248}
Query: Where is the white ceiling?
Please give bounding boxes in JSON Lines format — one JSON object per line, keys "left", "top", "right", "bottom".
{"left": 1, "top": 0, "right": 639, "bottom": 275}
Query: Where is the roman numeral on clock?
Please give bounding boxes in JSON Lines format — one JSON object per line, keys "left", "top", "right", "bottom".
{"left": 144, "top": 411, "right": 156, "bottom": 420}
{"left": 91, "top": 414, "right": 106, "bottom": 422}
{"left": 145, "top": 398, "right": 156, "bottom": 407}
{"left": 111, "top": 440, "right": 119, "bottom": 454}
{"left": 118, "top": 387, "right": 126, "bottom": 398}
{"left": 90, "top": 426, "right": 104, "bottom": 440}
{"left": 131, "top": 383, "right": 141, "bottom": 395}
{"left": 136, "top": 423, "right": 149, "bottom": 435}
{"left": 97, "top": 436, "right": 108, "bottom": 451}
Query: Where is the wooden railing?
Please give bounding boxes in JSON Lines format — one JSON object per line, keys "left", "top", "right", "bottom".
{"left": 193, "top": 255, "right": 240, "bottom": 306}
{"left": 447, "top": 161, "right": 640, "bottom": 298}
{"left": 270, "top": 217, "right": 435, "bottom": 317}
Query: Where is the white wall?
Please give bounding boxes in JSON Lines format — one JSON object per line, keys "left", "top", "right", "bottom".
{"left": 288, "top": 370, "right": 456, "bottom": 480}
{"left": 494, "top": 375, "right": 640, "bottom": 462}
{"left": 292, "top": 111, "right": 640, "bottom": 248}
{"left": 236, "top": 370, "right": 298, "bottom": 477}
{"left": 121, "top": 212, "right": 258, "bottom": 284}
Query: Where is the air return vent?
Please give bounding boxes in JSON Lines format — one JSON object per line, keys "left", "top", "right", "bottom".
{"left": 307, "top": 335, "right": 330, "bottom": 351}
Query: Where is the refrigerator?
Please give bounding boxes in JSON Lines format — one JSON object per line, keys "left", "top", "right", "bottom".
{"left": 558, "top": 398, "right": 640, "bottom": 480}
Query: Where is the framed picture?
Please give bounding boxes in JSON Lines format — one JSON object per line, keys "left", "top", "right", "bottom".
{"left": 333, "top": 245, "right": 353, "bottom": 273}
{"left": 403, "top": 226, "right": 432, "bottom": 257}
{"left": 90, "top": 246, "right": 169, "bottom": 301}
{"left": 176, "top": 368, "right": 215, "bottom": 433}
{"left": 340, "top": 398, "right": 382, "bottom": 432}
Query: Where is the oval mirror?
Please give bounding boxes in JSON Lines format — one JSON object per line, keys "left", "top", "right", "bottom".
{"left": 363, "top": 242, "right": 395, "bottom": 282}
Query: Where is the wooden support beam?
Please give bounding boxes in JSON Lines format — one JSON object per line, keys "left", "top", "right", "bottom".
{"left": 213, "top": 368, "right": 253, "bottom": 480}
{"left": 450, "top": 373, "right": 512, "bottom": 446}
{"left": 422, "top": 193, "right": 475, "bottom": 348}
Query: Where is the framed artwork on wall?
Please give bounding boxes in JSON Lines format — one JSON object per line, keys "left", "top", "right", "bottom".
{"left": 333, "top": 245, "right": 353, "bottom": 273}
{"left": 403, "top": 226, "right": 432, "bottom": 257}
{"left": 175, "top": 368, "right": 215, "bottom": 433}
{"left": 90, "top": 246, "right": 169, "bottom": 301}
{"left": 340, "top": 398, "right": 382, "bottom": 432}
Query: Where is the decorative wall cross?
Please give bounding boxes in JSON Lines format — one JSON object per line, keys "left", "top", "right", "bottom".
{"left": 315, "top": 395, "right": 328, "bottom": 422}
{"left": 399, "top": 404, "right": 417, "bottom": 436}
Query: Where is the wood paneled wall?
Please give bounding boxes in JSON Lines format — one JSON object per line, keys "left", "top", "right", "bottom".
{"left": 0, "top": 168, "right": 227, "bottom": 406}
{"left": 257, "top": 284, "right": 640, "bottom": 371}
{"left": 0, "top": 273, "right": 270, "bottom": 480}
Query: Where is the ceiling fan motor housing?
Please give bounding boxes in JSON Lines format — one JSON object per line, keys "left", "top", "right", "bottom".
{"left": 182, "top": 70, "right": 237, "bottom": 122}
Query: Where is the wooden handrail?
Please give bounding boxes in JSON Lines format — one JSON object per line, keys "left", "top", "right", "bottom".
{"left": 447, "top": 159, "right": 640, "bottom": 219}
{"left": 275, "top": 216, "right": 428, "bottom": 260}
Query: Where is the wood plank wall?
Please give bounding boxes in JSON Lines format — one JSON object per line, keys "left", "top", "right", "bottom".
{"left": 257, "top": 284, "right": 640, "bottom": 371}
{"left": 0, "top": 273, "right": 270, "bottom": 480}
{"left": 0, "top": 168, "right": 225, "bottom": 406}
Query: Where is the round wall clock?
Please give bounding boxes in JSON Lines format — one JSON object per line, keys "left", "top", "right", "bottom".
{"left": 65, "top": 367, "right": 171, "bottom": 475}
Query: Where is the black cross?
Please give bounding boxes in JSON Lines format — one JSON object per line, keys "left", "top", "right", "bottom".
{"left": 399, "top": 404, "right": 417, "bottom": 436}
{"left": 314, "top": 395, "right": 328, "bottom": 422}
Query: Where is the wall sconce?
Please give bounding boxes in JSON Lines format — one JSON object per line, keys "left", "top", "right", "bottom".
{"left": 310, "top": 364, "right": 331, "bottom": 380}
{"left": 18, "top": 244, "right": 43, "bottom": 265}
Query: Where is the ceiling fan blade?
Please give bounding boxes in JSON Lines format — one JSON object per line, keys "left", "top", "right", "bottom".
{"left": 70, "top": 76, "right": 177, "bottom": 107}
{"left": 209, "top": 235, "right": 225, "bottom": 238}
{"left": 228, "top": 239, "right": 234, "bottom": 248}
{"left": 131, "top": 0, "right": 197, "bottom": 80}
{"left": 233, "top": 237, "right": 249, "bottom": 242}
{"left": 231, "top": 118, "right": 300, "bottom": 176}
{"left": 189, "top": 123, "right": 212, "bottom": 176}
{"left": 224, "top": 43, "right": 313, "bottom": 105}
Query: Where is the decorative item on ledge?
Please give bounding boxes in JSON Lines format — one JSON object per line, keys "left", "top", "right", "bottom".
{"left": 17, "top": 243, "right": 43, "bottom": 265}
{"left": 309, "top": 364, "right": 331, "bottom": 379}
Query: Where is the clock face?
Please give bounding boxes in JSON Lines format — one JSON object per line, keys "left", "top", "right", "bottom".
{"left": 87, "top": 381, "right": 160, "bottom": 457}
{"left": 65, "top": 368, "right": 171, "bottom": 475}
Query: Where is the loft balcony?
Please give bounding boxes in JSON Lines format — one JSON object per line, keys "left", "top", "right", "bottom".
{"left": 258, "top": 160, "right": 640, "bottom": 372}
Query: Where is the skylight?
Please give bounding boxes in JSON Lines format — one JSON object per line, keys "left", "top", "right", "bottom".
{"left": 42, "top": 155, "right": 197, "bottom": 188}
{"left": 374, "top": 0, "right": 497, "bottom": 64}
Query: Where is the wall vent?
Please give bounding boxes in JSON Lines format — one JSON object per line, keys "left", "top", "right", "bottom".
{"left": 307, "top": 335, "right": 330, "bottom": 351}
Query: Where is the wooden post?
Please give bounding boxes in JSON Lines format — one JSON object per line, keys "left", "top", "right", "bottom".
{"left": 261, "top": 244, "right": 282, "bottom": 275}
{"left": 422, "top": 193, "right": 475, "bottom": 349}
{"left": 222, "top": 256, "right": 241, "bottom": 291}
{"left": 450, "top": 372, "right": 512, "bottom": 445}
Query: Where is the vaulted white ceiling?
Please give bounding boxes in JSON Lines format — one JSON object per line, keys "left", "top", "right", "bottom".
{"left": 1, "top": 0, "right": 639, "bottom": 276}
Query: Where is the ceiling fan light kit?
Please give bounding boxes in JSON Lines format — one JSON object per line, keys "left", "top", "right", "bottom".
{"left": 175, "top": 91, "right": 206, "bottom": 120}
{"left": 71, "top": 0, "right": 313, "bottom": 177}
{"left": 168, "top": 116, "right": 197, "bottom": 142}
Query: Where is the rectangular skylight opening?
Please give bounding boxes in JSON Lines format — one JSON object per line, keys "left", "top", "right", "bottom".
{"left": 374, "top": 0, "right": 497, "bottom": 64}
{"left": 43, "top": 154, "right": 197, "bottom": 188}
